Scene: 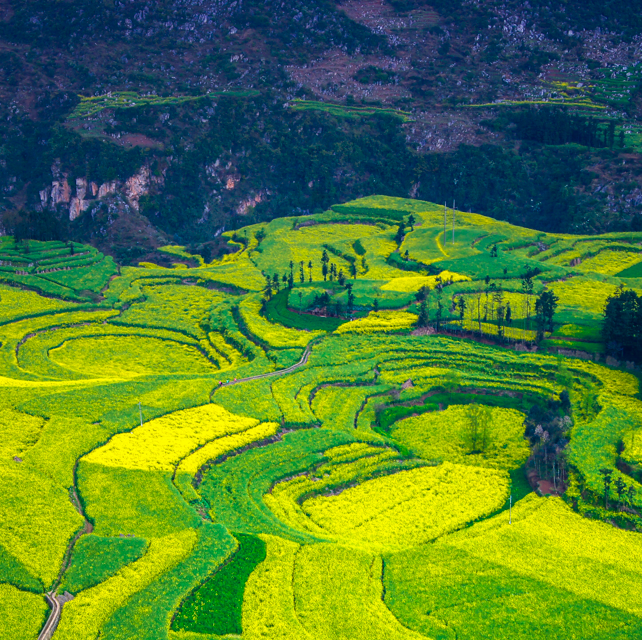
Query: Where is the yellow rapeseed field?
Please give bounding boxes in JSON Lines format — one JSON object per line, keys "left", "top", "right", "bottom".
{"left": 334, "top": 310, "right": 417, "bottom": 334}
{"left": 84, "top": 404, "right": 258, "bottom": 471}
{"left": 302, "top": 463, "right": 508, "bottom": 549}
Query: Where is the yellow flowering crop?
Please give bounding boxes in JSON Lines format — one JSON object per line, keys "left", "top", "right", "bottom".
{"left": 357, "top": 233, "right": 406, "bottom": 280}
{"left": 459, "top": 318, "right": 538, "bottom": 341}
{"left": 335, "top": 310, "right": 417, "bottom": 335}
{"left": 49, "top": 335, "right": 217, "bottom": 379}
{"left": 574, "top": 250, "right": 642, "bottom": 275}
{"left": 441, "top": 495, "right": 642, "bottom": 616}
{"left": 391, "top": 405, "right": 530, "bottom": 471}
{"left": 253, "top": 220, "right": 380, "bottom": 276}
{"left": 53, "top": 529, "right": 197, "bottom": 640}
{"left": 176, "top": 421, "right": 280, "bottom": 476}
{"left": 242, "top": 535, "right": 311, "bottom": 640}
{"left": 0, "top": 585, "right": 48, "bottom": 640}
{"left": 0, "top": 462, "right": 83, "bottom": 588}
{"left": 0, "top": 284, "right": 80, "bottom": 323}
{"left": 85, "top": 403, "right": 258, "bottom": 471}
{"left": 311, "top": 385, "right": 389, "bottom": 431}
{"left": 303, "top": 463, "right": 509, "bottom": 549}
{"left": 0, "top": 409, "right": 45, "bottom": 462}
{"left": 265, "top": 444, "right": 403, "bottom": 539}
{"left": 291, "top": 543, "right": 426, "bottom": 639}
{"left": 548, "top": 277, "right": 642, "bottom": 314}
{"left": 573, "top": 360, "right": 639, "bottom": 395}
{"left": 381, "top": 271, "right": 470, "bottom": 292}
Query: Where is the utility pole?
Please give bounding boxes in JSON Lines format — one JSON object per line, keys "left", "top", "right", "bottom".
{"left": 452, "top": 200, "right": 456, "bottom": 245}
{"left": 443, "top": 202, "right": 447, "bottom": 245}
{"left": 138, "top": 402, "right": 143, "bottom": 427}
{"left": 509, "top": 491, "right": 512, "bottom": 524}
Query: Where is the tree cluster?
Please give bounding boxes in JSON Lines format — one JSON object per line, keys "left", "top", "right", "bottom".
{"left": 603, "top": 287, "right": 642, "bottom": 363}
{"left": 524, "top": 390, "right": 573, "bottom": 491}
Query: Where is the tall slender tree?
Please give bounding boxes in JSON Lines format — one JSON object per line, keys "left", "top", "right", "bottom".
{"left": 321, "top": 249, "right": 330, "bottom": 281}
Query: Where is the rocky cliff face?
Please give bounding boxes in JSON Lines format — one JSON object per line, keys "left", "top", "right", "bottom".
{"left": 39, "top": 165, "right": 162, "bottom": 221}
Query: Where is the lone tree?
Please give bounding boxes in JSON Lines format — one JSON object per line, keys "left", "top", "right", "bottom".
{"left": 346, "top": 283, "right": 355, "bottom": 317}
{"left": 465, "top": 403, "right": 492, "bottom": 454}
{"left": 321, "top": 249, "right": 330, "bottom": 281}
{"left": 614, "top": 476, "right": 627, "bottom": 510}
{"left": 264, "top": 275, "right": 273, "bottom": 300}
{"left": 535, "top": 290, "right": 559, "bottom": 341}
{"left": 457, "top": 295, "right": 466, "bottom": 329}
{"left": 407, "top": 213, "right": 416, "bottom": 231}
{"left": 417, "top": 300, "right": 429, "bottom": 327}
{"left": 599, "top": 468, "right": 613, "bottom": 509}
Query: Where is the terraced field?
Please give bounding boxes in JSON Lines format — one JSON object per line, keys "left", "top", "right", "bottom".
{"left": 1, "top": 197, "right": 641, "bottom": 639}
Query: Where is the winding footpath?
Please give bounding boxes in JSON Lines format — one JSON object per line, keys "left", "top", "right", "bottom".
{"left": 211, "top": 340, "right": 316, "bottom": 396}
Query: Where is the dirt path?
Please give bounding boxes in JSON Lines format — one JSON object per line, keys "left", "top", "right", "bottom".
{"left": 210, "top": 340, "right": 317, "bottom": 399}
{"left": 38, "top": 487, "right": 92, "bottom": 640}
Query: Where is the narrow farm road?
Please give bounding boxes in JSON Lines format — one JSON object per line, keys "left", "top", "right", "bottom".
{"left": 212, "top": 339, "right": 317, "bottom": 396}
{"left": 37, "top": 489, "right": 90, "bottom": 640}
{"left": 38, "top": 592, "right": 61, "bottom": 640}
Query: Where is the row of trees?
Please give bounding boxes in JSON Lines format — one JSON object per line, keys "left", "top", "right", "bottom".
{"left": 415, "top": 272, "right": 558, "bottom": 343}
{"left": 262, "top": 248, "right": 358, "bottom": 317}
{"left": 511, "top": 107, "right": 622, "bottom": 149}
{"left": 599, "top": 468, "right": 637, "bottom": 511}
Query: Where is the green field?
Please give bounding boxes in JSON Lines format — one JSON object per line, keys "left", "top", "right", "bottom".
{"left": 1, "top": 196, "right": 641, "bottom": 639}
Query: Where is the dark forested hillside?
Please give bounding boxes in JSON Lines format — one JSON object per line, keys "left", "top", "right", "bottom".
{"left": 1, "top": 0, "right": 642, "bottom": 262}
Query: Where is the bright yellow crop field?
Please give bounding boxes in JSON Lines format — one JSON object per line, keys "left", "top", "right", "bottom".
{"left": 302, "top": 463, "right": 509, "bottom": 549}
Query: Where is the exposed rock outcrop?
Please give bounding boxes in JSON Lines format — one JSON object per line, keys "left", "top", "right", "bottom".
{"left": 40, "top": 165, "right": 159, "bottom": 221}
{"left": 98, "top": 181, "right": 117, "bottom": 199}
{"left": 236, "top": 190, "right": 270, "bottom": 216}
{"left": 51, "top": 179, "right": 71, "bottom": 205}
{"left": 124, "top": 165, "right": 151, "bottom": 211}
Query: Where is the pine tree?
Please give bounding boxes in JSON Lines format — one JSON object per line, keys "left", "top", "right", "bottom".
{"left": 457, "top": 295, "right": 466, "bottom": 329}
{"left": 417, "top": 300, "right": 428, "bottom": 327}
{"left": 600, "top": 468, "right": 613, "bottom": 510}
{"left": 321, "top": 249, "right": 330, "bottom": 281}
